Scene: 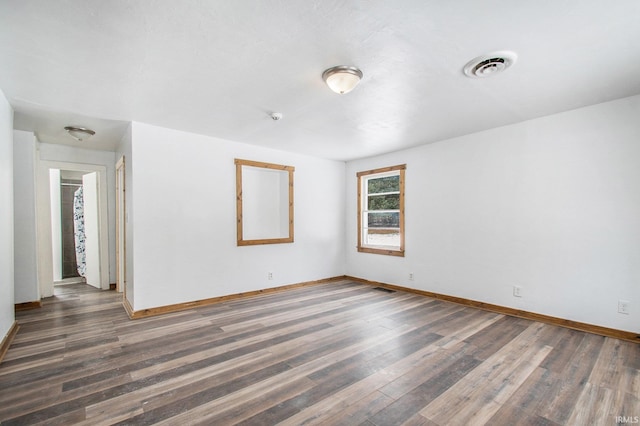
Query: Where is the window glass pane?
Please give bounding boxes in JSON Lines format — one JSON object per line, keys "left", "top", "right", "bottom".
{"left": 367, "top": 212, "right": 400, "bottom": 228}
{"left": 367, "top": 175, "right": 399, "bottom": 194}
{"left": 368, "top": 193, "right": 399, "bottom": 210}
{"left": 365, "top": 229, "right": 400, "bottom": 247}
{"left": 357, "top": 165, "right": 404, "bottom": 256}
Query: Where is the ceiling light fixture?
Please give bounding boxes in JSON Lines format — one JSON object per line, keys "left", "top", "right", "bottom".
{"left": 322, "top": 65, "right": 363, "bottom": 94}
{"left": 463, "top": 51, "right": 517, "bottom": 78}
{"left": 64, "top": 126, "right": 95, "bottom": 142}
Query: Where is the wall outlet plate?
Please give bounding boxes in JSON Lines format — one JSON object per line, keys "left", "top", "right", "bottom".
{"left": 513, "top": 286, "right": 522, "bottom": 297}
{"left": 618, "top": 300, "right": 630, "bottom": 315}
{"left": 268, "top": 272, "right": 273, "bottom": 280}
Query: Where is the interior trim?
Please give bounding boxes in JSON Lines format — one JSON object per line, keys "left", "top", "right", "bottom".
{"left": 14, "top": 301, "right": 42, "bottom": 311}
{"left": 123, "top": 276, "right": 346, "bottom": 319}
{"left": 235, "top": 158, "right": 295, "bottom": 246}
{"left": 357, "top": 164, "right": 406, "bottom": 257}
{"left": 120, "top": 274, "right": 639, "bottom": 343}
{"left": 122, "top": 296, "right": 135, "bottom": 319}
{"left": 0, "top": 321, "right": 19, "bottom": 364}
{"left": 346, "top": 275, "right": 640, "bottom": 344}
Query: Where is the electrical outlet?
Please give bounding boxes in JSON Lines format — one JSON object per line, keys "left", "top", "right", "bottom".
{"left": 513, "top": 286, "right": 522, "bottom": 297}
{"left": 618, "top": 300, "right": 630, "bottom": 315}
{"left": 268, "top": 272, "right": 273, "bottom": 280}
{"left": 409, "top": 273, "right": 414, "bottom": 281}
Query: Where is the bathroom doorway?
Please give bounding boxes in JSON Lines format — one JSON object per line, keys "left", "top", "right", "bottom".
{"left": 49, "top": 169, "right": 101, "bottom": 288}
{"left": 35, "top": 158, "right": 110, "bottom": 298}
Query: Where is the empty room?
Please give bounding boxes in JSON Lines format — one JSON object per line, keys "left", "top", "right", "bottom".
{"left": 0, "top": 1, "right": 639, "bottom": 425}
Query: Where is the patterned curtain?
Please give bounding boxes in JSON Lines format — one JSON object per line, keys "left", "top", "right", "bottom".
{"left": 73, "top": 187, "right": 87, "bottom": 277}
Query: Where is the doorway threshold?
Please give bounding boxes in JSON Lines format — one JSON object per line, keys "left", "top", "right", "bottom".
{"left": 54, "top": 277, "right": 87, "bottom": 286}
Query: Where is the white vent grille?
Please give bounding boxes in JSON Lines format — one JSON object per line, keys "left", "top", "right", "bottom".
{"left": 464, "top": 51, "right": 517, "bottom": 78}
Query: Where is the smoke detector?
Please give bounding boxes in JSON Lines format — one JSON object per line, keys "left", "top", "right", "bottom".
{"left": 270, "top": 112, "right": 283, "bottom": 121}
{"left": 463, "top": 51, "right": 517, "bottom": 78}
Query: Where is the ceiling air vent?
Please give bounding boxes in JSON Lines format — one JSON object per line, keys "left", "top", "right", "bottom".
{"left": 463, "top": 51, "right": 517, "bottom": 78}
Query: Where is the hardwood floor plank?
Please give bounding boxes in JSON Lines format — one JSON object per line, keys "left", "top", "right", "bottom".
{"left": 321, "top": 391, "right": 395, "bottom": 426}
{"left": 92, "top": 321, "right": 378, "bottom": 417}
{"left": 530, "top": 333, "right": 606, "bottom": 425}
{"left": 230, "top": 329, "right": 440, "bottom": 424}
{"left": 88, "top": 306, "right": 416, "bottom": 423}
{"left": 462, "top": 315, "right": 532, "bottom": 360}
{"left": 610, "top": 389, "right": 640, "bottom": 421}
{"left": 500, "top": 366, "right": 555, "bottom": 415}
{"left": 194, "top": 377, "right": 318, "bottom": 426}
{"left": 369, "top": 354, "right": 482, "bottom": 425}
{"left": 1, "top": 281, "right": 638, "bottom": 425}
{"left": 60, "top": 311, "right": 324, "bottom": 394}
{"left": 31, "top": 407, "right": 86, "bottom": 426}
{"left": 149, "top": 325, "right": 416, "bottom": 425}
{"left": 419, "top": 329, "right": 553, "bottom": 425}
{"left": 566, "top": 382, "right": 616, "bottom": 425}
{"left": 4, "top": 374, "right": 135, "bottom": 422}
{"left": 588, "top": 337, "right": 628, "bottom": 391}
{"left": 622, "top": 339, "right": 640, "bottom": 370}
{"left": 538, "top": 327, "right": 586, "bottom": 373}
{"left": 78, "top": 404, "right": 145, "bottom": 426}
{"left": 113, "top": 361, "right": 295, "bottom": 426}
{"left": 399, "top": 413, "right": 440, "bottom": 426}
{"left": 278, "top": 339, "right": 452, "bottom": 425}
{"left": 437, "top": 313, "right": 503, "bottom": 349}
{"left": 488, "top": 403, "right": 561, "bottom": 426}
{"left": 378, "top": 340, "right": 474, "bottom": 400}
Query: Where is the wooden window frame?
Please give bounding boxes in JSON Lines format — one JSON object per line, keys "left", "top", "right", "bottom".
{"left": 235, "top": 159, "right": 294, "bottom": 246}
{"left": 357, "top": 164, "right": 406, "bottom": 257}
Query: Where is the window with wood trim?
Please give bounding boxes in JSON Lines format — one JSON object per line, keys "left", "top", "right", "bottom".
{"left": 357, "top": 165, "right": 405, "bottom": 256}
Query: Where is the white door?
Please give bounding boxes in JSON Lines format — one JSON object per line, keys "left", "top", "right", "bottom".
{"left": 82, "top": 172, "right": 101, "bottom": 288}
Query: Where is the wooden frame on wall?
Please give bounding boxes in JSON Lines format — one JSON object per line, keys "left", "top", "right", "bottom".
{"left": 357, "top": 164, "right": 406, "bottom": 257}
{"left": 235, "top": 159, "right": 294, "bottom": 246}
{"left": 115, "top": 155, "right": 126, "bottom": 297}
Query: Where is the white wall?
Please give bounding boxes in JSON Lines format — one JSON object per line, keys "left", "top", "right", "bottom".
{"left": 129, "top": 122, "right": 345, "bottom": 310}
{"left": 13, "top": 130, "right": 39, "bottom": 303}
{"left": 0, "top": 89, "right": 15, "bottom": 339}
{"left": 37, "top": 143, "right": 117, "bottom": 283}
{"left": 242, "top": 167, "right": 288, "bottom": 239}
{"left": 346, "top": 95, "right": 640, "bottom": 333}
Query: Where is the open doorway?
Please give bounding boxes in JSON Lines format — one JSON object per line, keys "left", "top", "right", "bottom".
{"left": 35, "top": 158, "right": 110, "bottom": 298}
{"left": 49, "top": 169, "right": 102, "bottom": 289}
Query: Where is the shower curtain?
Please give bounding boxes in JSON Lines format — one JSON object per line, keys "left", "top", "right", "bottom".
{"left": 73, "top": 187, "right": 87, "bottom": 277}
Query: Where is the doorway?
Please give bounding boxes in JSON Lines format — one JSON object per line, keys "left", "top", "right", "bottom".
{"left": 49, "top": 169, "right": 102, "bottom": 289}
{"left": 35, "top": 157, "right": 110, "bottom": 298}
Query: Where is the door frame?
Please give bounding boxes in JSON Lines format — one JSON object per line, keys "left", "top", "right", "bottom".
{"left": 115, "top": 156, "right": 126, "bottom": 295}
{"left": 35, "top": 154, "right": 110, "bottom": 297}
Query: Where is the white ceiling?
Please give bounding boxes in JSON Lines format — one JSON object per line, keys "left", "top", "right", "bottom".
{"left": 1, "top": 1, "right": 640, "bottom": 161}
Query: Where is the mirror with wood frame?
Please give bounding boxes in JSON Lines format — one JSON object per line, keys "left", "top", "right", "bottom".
{"left": 235, "top": 159, "right": 294, "bottom": 246}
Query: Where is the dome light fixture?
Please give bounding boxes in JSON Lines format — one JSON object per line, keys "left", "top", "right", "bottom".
{"left": 64, "top": 126, "right": 95, "bottom": 142}
{"left": 322, "top": 65, "right": 363, "bottom": 94}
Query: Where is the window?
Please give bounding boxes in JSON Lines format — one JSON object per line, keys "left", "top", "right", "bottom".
{"left": 357, "top": 164, "right": 405, "bottom": 256}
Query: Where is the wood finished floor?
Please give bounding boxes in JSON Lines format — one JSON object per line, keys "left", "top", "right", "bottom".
{"left": 1, "top": 281, "right": 638, "bottom": 426}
